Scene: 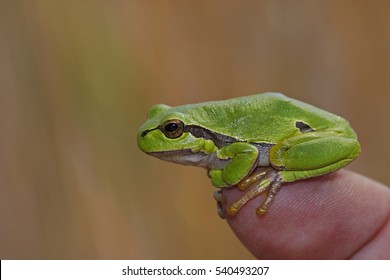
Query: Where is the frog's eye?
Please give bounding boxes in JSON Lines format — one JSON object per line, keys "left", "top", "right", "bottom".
{"left": 161, "top": 119, "right": 184, "bottom": 139}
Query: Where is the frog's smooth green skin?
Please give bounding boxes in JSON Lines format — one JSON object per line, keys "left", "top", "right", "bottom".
{"left": 137, "top": 93, "right": 361, "bottom": 218}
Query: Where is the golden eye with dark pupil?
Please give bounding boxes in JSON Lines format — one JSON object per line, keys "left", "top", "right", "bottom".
{"left": 161, "top": 119, "right": 184, "bottom": 138}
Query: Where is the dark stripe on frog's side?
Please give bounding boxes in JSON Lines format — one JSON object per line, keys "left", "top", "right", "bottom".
{"left": 143, "top": 124, "right": 274, "bottom": 167}
{"left": 140, "top": 124, "right": 238, "bottom": 148}
{"left": 142, "top": 124, "right": 274, "bottom": 149}
{"left": 185, "top": 125, "right": 274, "bottom": 147}
{"left": 185, "top": 125, "right": 274, "bottom": 167}
{"left": 295, "top": 121, "right": 315, "bottom": 133}
{"left": 184, "top": 125, "right": 238, "bottom": 148}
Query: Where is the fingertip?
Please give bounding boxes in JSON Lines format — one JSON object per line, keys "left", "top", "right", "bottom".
{"left": 222, "top": 170, "right": 390, "bottom": 259}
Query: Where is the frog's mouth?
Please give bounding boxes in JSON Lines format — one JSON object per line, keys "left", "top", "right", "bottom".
{"left": 147, "top": 150, "right": 229, "bottom": 169}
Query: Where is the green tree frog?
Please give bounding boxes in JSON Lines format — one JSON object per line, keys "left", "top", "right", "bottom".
{"left": 137, "top": 93, "right": 360, "bottom": 218}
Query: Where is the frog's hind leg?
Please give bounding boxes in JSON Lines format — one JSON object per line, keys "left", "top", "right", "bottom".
{"left": 228, "top": 168, "right": 282, "bottom": 216}
{"left": 270, "top": 132, "right": 361, "bottom": 182}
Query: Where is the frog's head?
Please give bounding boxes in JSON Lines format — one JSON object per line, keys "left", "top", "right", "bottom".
{"left": 137, "top": 104, "right": 214, "bottom": 165}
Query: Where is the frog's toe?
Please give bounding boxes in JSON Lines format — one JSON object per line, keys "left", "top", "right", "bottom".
{"left": 213, "top": 189, "right": 224, "bottom": 202}
{"left": 217, "top": 201, "right": 226, "bottom": 219}
{"left": 228, "top": 168, "right": 282, "bottom": 216}
{"left": 238, "top": 167, "right": 270, "bottom": 190}
{"left": 209, "top": 170, "right": 225, "bottom": 187}
{"left": 256, "top": 207, "right": 267, "bottom": 216}
{"left": 256, "top": 178, "right": 282, "bottom": 216}
{"left": 213, "top": 189, "right": 226, "bottom": 219}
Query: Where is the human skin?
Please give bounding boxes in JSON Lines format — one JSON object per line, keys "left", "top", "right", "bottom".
{"left": 223, "top": 170, "right": 390, "bottom": 259}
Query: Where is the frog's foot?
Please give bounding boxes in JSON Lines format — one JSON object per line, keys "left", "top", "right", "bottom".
{"left": 255, "top": 177, "right": 282, "bottom": 215}
{"left": 213, "top": 189, "right": 226, "bottom": 219}
{"left": 228, "top": 168, "right": 282, "bottom": 216}
{"left": 237, "top": 167, "right": 271, "bottom": 190}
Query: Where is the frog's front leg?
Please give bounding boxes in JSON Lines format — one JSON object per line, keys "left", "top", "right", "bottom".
{"left": 209, "top": 142, "right": 259, "bottom": 187}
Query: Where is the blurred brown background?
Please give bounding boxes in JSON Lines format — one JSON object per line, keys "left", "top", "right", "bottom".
{"left": 1, "top": 1, "right": 389, "bottom": 259}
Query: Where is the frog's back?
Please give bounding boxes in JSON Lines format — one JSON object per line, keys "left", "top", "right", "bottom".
{"left": 178, "top": 93, "right": 356, "bottom": 144}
